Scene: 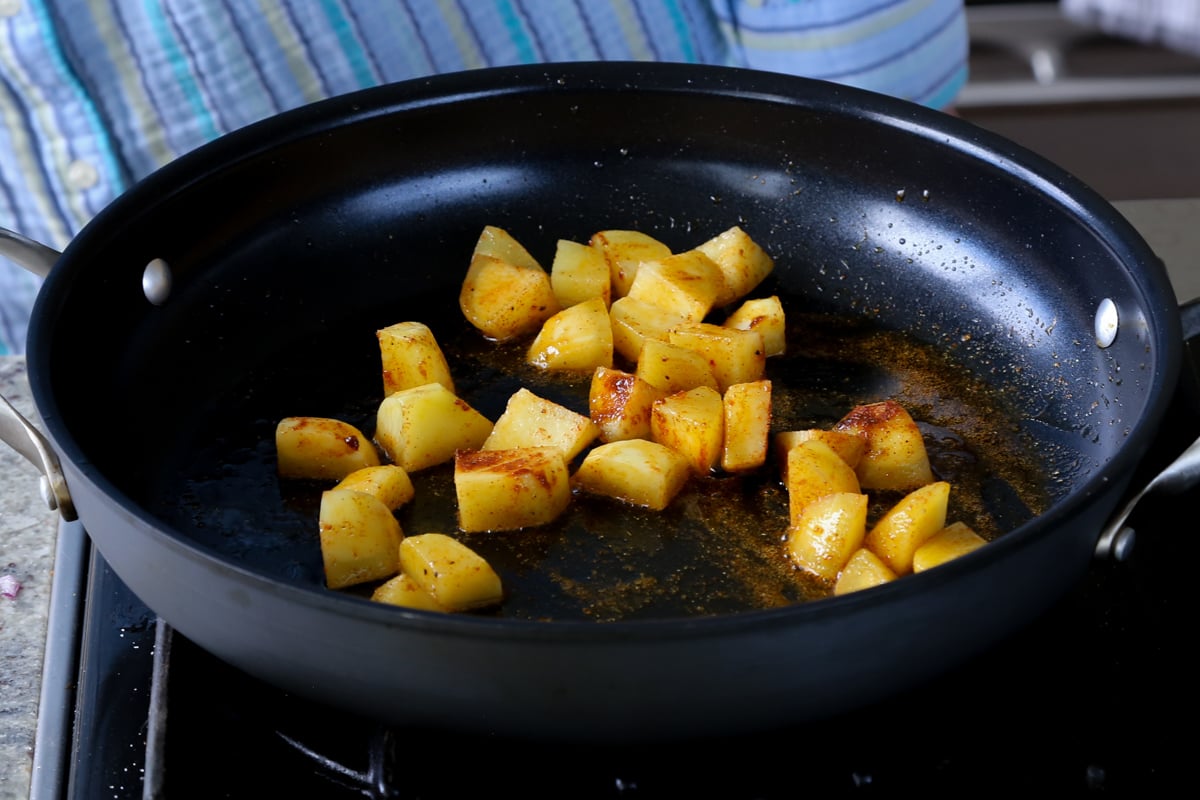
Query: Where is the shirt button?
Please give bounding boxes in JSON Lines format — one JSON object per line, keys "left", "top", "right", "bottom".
{"left": 0, "top": 0, "right": 21, "bottom": 18}
{"left": 66, "top": 159, "right": 100, "bottom": 190}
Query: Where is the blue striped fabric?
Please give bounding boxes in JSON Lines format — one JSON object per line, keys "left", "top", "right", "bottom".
{"left": 0, "top": 0, "right": 967, "bottom": 354}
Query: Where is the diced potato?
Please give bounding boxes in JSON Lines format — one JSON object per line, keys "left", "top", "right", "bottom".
{"left": 693, "top": 225, "right": 775, "bottom": 307}
{"left": 785, "top": 439, "right": 861, "bottom": 527}
{"left": 371, "top": 572, "right": 447, "bottom": 612}
{"left": 650, "top": 385, "right": 724, "bottom": 475}
{"left": 635, "top": 338, "right": 719, "bottom": 395}
{"left": 626, "top": 250, "right": 724, "bottom": 322}
{"left": 865, "top": 480, "right": 951, "bottom": 575}
{"left": 550, "top": 238, "right": 611, "bottom": 308}
{"left": 377, "top": 320, "right": 455, "bottom": 397}
{"left": 834, "top": 399, "right": 935, "bottom": 492}
{"left": 454, "top": 447, "right": 571, "bottom": 532}
{"left": 318, "top": 488, "right": 403, "bottom": 589}
{"left": 668, "top": 322, "right": 766, "bottom": 392}
{"left": 834, "top": 548, "right": 898, "bottom": 596}
{"left": 526, "top": 296, "right": 613, "bottom": 372}
{"left": 398, "top": 533, "right": 504, "bottom": 611}
{"left": 276, "top": 416, "right": 380, "bottom": 481}
{"left": 609, "top": 295, "right": 691, "bottom": 363}
{"left": 785, "top": 491, "right": 869, "bottom": 583}
{"left": 724, "top": 295, "right": 786, "bottom": 357}
{"left": 375, "top": 383, "right": 493, "bottom": 472}
{"left": 722, "top": 380, "right": 772, "bottom": 473}
{"left": 459, "top": 226, "right": 560, "bottom": 341}
{"left": 482, "top": 387, "right": 599, "bottom": 462}
{"left": 333, "top": 464, "right": 415, "bottom": 511}
{"left": 912, "top": 521, "right": 987, "bottom": 573}
{"left": 588, "top": 366, "right": 664, "bottom": 443}
{"left": 590, "top": 229, "right": 672, "bottom": 298}
{"left": 572, "top": 438, "right": 692, "bottom": 511}
{"left": 774, "top": 429, "right": 868, "bottom": 482}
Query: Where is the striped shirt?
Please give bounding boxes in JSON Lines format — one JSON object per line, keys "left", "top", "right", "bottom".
{"left": 0, "top": 0, "right": 968, "bottom": 354}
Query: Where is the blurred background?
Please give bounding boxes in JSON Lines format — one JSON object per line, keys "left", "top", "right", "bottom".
{"left": 961, "top": 0, "right": 1200, "bottom": 201}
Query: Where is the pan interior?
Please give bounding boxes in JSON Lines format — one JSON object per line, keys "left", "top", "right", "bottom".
{"left": 35, "top": 67, "right": 1170, "bottom": 621}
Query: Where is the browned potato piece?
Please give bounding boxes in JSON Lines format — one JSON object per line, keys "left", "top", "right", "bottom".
{"left": 626, "top": 250, "right": 723, "bottom": 322}
{"left": 454, "top": 447, "right": 571, "bottom": 532}
{"left": 572, "top": 438, "right": 692, "bottom": 511}
{"left": 693, "top": 225, "right": 775, "bottom": 307}
{"left": 724, "top": 295, "right": 786, "bottom": 357}
{"left": 609, "top": 295, "right": 691, "bottom": 363}
{"left": 650, "top": 385, "right": 724, "bottom": 475}
{"left": 912, "top": 521, "right": 987, "bottom": 572}
{"left": 550, "top": 238, "right": 611, "bottom": 308}
{"left": 775, "top": 429, "right": 868, "bottom": 482}
{"left": 668, "top": 322, "right": 766, "bottom": 392}
{"left": 786, "top": 491, "right": 869, "bottom": 583}
{"left": 590, "top": 229, "right": 672, "bottom": 298}
{"left": 333, "top": 464, "right": 415, "bottom": 511}
{"left": 635, "top": 338, "right": 719, "bottom": 395}
{"left": 371, "top": 572, "right": 446, "bottom": 612}
{"left": 834, "top": 548, "right": 898, "bottom": 596}
{"left": 318, "top": 488, "right": 403, "bottom": 590}
{"left": 375, "top": 383, "right": 493, "bottom": 472}
{"left": 588, "top": 366, "right": 664, "bottom": 443}
{"left": 482, "top": 387, "right": 599, "bottom": 462}
{"left": 459, "top": 225, "right": 560, "bottom": 340}
{"left": 276, "top": 416, "right": 380, "bottom": 481}
{"left": 722, "top": 380, "right": 772, "bottom": 473}
{"left": 527, "top": 296, "right": 613, "bottom": 372}
{"left": 785, "top": 439, "right": 861, "bottom": 527}
{"left": 834, "top": 399, "right": 935, "bottom": 491}
{"left": 865, "top": 480, "right": 951, "bottom": 575}
{"left": 398, "top": 533, "right": 503, "bottom": 611}
{"left": 377, "top": 320, "right": 455, "bottom": 397}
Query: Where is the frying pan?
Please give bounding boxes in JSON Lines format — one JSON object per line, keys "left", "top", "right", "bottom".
{"left": 1, "top": 63, "right": 1192, "bottom": 741}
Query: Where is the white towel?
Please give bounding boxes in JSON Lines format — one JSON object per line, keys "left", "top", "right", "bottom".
{"left": 1061, "top": 0, "right": 1200, "bottom": 55}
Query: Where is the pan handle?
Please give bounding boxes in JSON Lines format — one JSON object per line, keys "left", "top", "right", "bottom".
{"left": 0, "top": 393, "right": 76, "bottom": 521}
{"left": 1094, "top": 299, "right": 1200, "bottom": 560}
{"left": 0, "top": 226, "right": 59, "bottom": 278}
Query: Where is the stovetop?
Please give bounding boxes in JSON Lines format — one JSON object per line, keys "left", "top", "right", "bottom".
{"left": 32, "top": 385, "right": 1196, "bottom": 798}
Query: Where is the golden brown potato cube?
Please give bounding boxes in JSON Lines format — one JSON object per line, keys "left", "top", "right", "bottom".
{"left": 526, "top": 296, "right": 613, "bottom": 372}
{"left": 722, "top": 380, "right": 772, "bottom": 472}
{"left": 454, "top": 447, "right": 571, "bottom": 532}
{"left": 724, "top": 295, "right": 786, "bottom": 357}
{"left": 834, "top": 548, "right": 898, "bottom": 596}
{"left": 572, "top": 438, "right": 692, "bottom": 511}
{"left": 774, "top": 429, "right": 868, "bottom": 482}
{"left": 276, "top": 416, "right": 380, "bottom": 481}
{"left": 650, "top": 385, "right": 724, "bottom": 475}
{"left": 375, "top": 383, "right": 493, "bottom": 472}
{"left": 609, "top": 295, "right": 691, "bottom": 363}
{"left": 371, "top": 572, "right": 446, "bottom": 612}
{"left": 482, "top": 387, "right": 599, "bottom": 462}
{"left": 626, "top": 250, "right": 724, "bottom": 322}
{"left": 318, "top": 488, "right": 403, "bottom": 590}
{"left": 377, "top": 320, "right": 455, "bottom": 397}
{"left": 912, "top": 521, "right": 987, "bottom": 573}
{"left": 590, "top": 229, "right": 672, "bottom": 298}
{"left": 785, "top": 491, "right": 869, "bottom": 583}
{"left": 668, "top": 321, "right": 766, "bottom": 392}
{"left": 550, "top": 238, "right": 611, "bottom": 308}
{"left": 834, "top": 399, "right": 935, "bottom": 492}
{"left": 459, "top": 226, "right": 560, "bottom": 341}
{"left": 398, "top": 533, "right": 503, "bottom": 611}
{"left": 785, "top": 439, "right": 861, "bottom": 527}
{"left": 588, "top": 366, "right": 664, "bottom": 443}
{"left": 694, "top": 225, "right": 775, "bottom": 307}
{"left": 865, "top": 480, "right": 951, "bottom": 575}
{"left": 333, "top": 464, "right": 415, "bottom": 511}
{"left": 635, "top": 338, "right": 719, "bottom": 395}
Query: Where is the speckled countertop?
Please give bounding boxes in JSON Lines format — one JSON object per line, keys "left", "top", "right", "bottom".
{"left": 0, "top": 198, "right": 1197, "bottom": 800}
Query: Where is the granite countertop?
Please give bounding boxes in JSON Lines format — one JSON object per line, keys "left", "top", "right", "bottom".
{"left": 1, "top": 197, "right": 1197, "bottom": 799}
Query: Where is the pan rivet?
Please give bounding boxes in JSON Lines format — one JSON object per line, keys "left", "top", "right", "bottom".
{"left": 1094, "top": 297, "right": 1118, "bottom": 348}
{"left": 142, "top": 258, "right": 172, "bottom": 306}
